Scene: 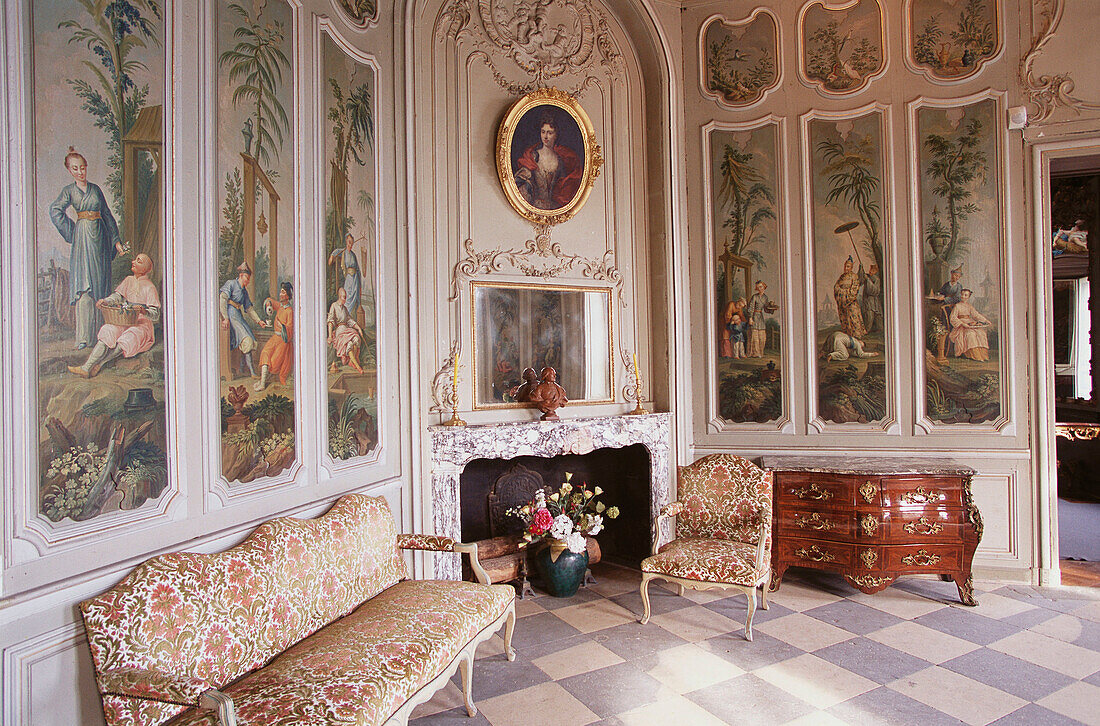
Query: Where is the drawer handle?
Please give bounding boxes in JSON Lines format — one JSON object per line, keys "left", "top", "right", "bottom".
{"left": 901, "top": 549, "right": 942, "bottom": 567}
{"left": 903, "top": 517, "right": 944, "bottom": 536}
{"left": 860, "top": 548, "right": 878, "bottom": 569}
{"left": 860, "top": 514, "right": 879, "bottom": 536}
{"left": 859, "top": 480, "right": 877, "bottom": 504}
{"left": 901, "top": 486, "right": 941, "bottom": 504}
{"left": 794, "top": 513, "right": 834, "bottom": 531}
{"left": 849, "top": 574, "right": 891, "bottom": 589}
{"left": 792, "top": 483, "right": 833, "bottom": 501}
{"left": 794, "top": 545, "right": 836, "bottom": 563}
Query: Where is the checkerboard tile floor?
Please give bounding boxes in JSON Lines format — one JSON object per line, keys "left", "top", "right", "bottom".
{"left": 410, "top": 563, "right": 1100, "bottom": 725}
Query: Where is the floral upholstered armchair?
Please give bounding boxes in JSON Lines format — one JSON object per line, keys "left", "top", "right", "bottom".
{"left": 639, "top": 454, "right": 772, "bottom": 641}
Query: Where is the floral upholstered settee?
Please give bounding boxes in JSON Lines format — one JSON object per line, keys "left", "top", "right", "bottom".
{"left": 80, "top": 494, "right": 517, "bottom": 726}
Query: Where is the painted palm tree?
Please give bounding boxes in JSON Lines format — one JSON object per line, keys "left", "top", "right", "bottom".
{"left": 716, "top": 143, "right": 774, "bottom": 269}
{"left": 60, "top": 0, "right": 163, "bottom": 207}
{"left": 328, "top": 78, "right": 374, "bottom": 223}
{"left": 219, "top": 1, "right": 291, "bottom": 169}
{"left": 817, "top": 134, "right": 883, "bottom": 271}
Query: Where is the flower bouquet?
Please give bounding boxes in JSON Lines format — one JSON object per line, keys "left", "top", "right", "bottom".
{"left": 508, "top": 473, "right": 619, "bottom": 597}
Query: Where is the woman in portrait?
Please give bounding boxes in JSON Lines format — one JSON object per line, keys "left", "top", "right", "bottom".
{"left": 514, "top": 110, "right": 583, "bottom": 210}
{"left": 948, "top": 289, "right": 993, "bottom": 361}
{"left": 327, "top": 286, "right": 365, "bottom": 374}
{"left": 328, "top": 233, "right": 362, "bottom": 321}
{"left": 49, "top": 147, "right": 125, "bottom": 349}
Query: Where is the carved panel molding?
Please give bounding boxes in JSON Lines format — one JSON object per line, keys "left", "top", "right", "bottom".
{"left": 436, "top": 0, "right": 624, "bottom": 94}
{"left": 1019, "top": 0, "right": 1100, "bottom": 123}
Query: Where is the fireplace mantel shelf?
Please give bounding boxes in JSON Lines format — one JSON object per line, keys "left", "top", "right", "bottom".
{"left": 429, "top": 412, "right": 674, "bottom": 579}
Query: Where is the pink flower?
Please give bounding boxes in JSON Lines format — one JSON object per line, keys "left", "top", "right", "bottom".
{"left": 532, "top": 508, "right": 553, "bottom": 534}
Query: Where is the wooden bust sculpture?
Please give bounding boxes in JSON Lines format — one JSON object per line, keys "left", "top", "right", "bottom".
{"left": 529, "top": 366, "right": 568, "bottom": 421}
{"left": 510, "top": 367, "right": 539, "bottom": 403}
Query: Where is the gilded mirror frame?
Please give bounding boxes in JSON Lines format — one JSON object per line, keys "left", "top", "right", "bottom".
{"left": 470, "top": 280, "right": 615, "bottom": 410}
{"left": 496, "top": 87, "right": 604, "bottom": 226}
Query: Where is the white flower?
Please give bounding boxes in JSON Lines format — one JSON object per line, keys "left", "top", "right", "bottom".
{"left": 584, "top": 515, "right": 604, "bottom": 536}
{"left": 566, "top": 532, "right": 587, "bottom": 554}
{"left": 534, "top": 489, "right": 547, "bottom": 508}
{"left": 550, "top": 514, "right": 574, "bottom": 539}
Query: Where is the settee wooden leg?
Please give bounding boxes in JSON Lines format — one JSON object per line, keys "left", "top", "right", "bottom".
{"left": 503, "top": 605, "right": 517, "bottom": 661}
{"left": 459, "top": 652, "right": 477, "bottom": 717}
{"left": 760, "top": 576, "right": 770, "bottom": 610}
{"left": 744, "top": 587, "right": 757, "bottom": 642}
{"left": 639, "top": 574, "right": 654, "bottom": 624}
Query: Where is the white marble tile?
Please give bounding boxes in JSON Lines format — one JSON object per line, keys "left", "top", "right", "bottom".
{"left": 988, "top": 630, "right": 1100, "bottom": 678}
{"left": 755, "top": 612, "right": 856, "bottom": 652}
{"left": 781, "top": 712, "right": 850, "bottom": 726}
{"left": 616, "top": 695, "right": 729, "bottom": 726}
{"left": 552, "top": 598, "right": 637, "bottom": 634}
{"left": 866, "top": 621, "right": 978, "bottom": 664}
{"left": 531, "top": 641, "right": 624, "bottom": 681}
{"left": 1036, "top": 681, "right": 1100, "bottom": 724}
{"left": 847, "top": 588, "right": 952, "bottom": 620}
{"left": 968, "top": 591, "right": 1041, "bottom": 620}
{"left": 754, "top": 654, "right": 878, "bottom": 709}
{"left": 768, "top": 581, "right": 844, "bottom": 613}
{"left": 643, "top": 643, "right": 745, "bottom": 694}
{"left": 1028, "top": 613, "right": 1089, "bottom": 645}
{"left": 479, "top": 682, "right": 599, "bottom": 726}
{"left": 887, "top": 666, "right": 1026, "bottom": 725}
{"left": 650, "top": 604, "right": 745, "bottom": 643}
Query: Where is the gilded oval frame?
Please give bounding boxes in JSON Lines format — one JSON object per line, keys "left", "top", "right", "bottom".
{"left": 496, "top": 87, "right": 603, "bottom": 226}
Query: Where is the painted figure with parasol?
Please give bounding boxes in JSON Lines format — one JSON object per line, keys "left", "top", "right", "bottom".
{"left": 832, "top": 221, "right": 869, "bottom": 340}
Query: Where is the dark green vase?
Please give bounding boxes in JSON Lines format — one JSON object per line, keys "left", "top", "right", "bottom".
{"left": 534, "top": 540, "right": 589, "bottom": 598}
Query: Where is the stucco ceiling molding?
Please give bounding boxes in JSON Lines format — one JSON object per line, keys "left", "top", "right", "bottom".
{"left": 1018, "top": 0, "right": 1100, "bottom": 124}
{"left": 448, "top": 236, "right": 624, "bottom": 306}
{"left": 435, "top": 0, "right": 624, "bottom": 94}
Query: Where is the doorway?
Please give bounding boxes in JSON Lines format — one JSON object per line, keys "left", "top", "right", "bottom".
{"left": 1032, "top": 139, "right": 1100, "bottom": 587}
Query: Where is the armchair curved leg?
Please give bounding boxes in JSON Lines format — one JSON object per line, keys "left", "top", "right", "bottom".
{"left": 503, "top": 606, "right": 517, "bottom": 661}
{"left": 744, "top": 587, "right": 757, "bottom": 642}
{"left": 639, "top": 573, "right": 654, "bottom": 624}
{"left": 761, "top": 571, "right": 770, "bottom": 611}
{"left": 676, "top": 583, "right": 685, "bottom": 596}
{"left": 459, "top": 652, "right": 476, "bottom": 717}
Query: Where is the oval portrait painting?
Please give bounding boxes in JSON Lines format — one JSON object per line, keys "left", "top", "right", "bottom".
{"left": 497, "top": 88, "right": 603, "bottom": 225}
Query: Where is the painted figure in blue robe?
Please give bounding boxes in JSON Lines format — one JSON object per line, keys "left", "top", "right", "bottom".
{"left": 328, "top": 233, "right": 361, "bottom": 320}
{"left": 48, "top": 149, "right": 124, "bottom": 348}
{"left": 219, "top": 262, "right": 269, "bottom": 377}
{"left": 935, "top": 266, "right": 964, "bottom": 306}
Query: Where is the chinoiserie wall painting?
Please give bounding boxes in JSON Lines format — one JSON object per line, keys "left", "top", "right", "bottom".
{"left": 700, "top": 11, "right": 780, "bottom": 108}
{"left": 32, "top": 0, "right": 168, "bottom": 524}
{"left": 915, "top": 98, "right": 1003, "bottom": 424}
{"left": 708, "top": 122, "right": 784, "bottom": 424}
{"left": 907, "top": 0, "right": 1000, "bottom": 82}
{"left": 322, "top": 30, "right": 380, "bottom": 462}
{"left": 216, "top": 0, "right": 297, "bottom": 484}
{"left": 806, "top": 110, "right": 890, "bottom": 425}
{"left": 799, "top": 0, "right": 885, "bottom": 96}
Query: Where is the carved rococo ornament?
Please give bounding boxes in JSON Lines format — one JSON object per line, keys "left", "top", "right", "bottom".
{"left": 430, "top": 340, "right": 462, "bottom": 414}
{"left": 1018, "top": 0, "right": 1100, "bottom": 123}
{"left": 449, "top": 237, "right": 624, "bottom": 305}
{"left": 436, "top": 0, "right": 623, "bottom": 94}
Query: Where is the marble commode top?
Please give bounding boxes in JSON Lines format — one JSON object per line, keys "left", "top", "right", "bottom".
{"left": 758, "top": 456, "right": 976, "bottom": 476}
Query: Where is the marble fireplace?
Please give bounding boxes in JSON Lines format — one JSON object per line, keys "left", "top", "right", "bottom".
{"left": 429, "top": 413, "right": 674, "bottom": 580}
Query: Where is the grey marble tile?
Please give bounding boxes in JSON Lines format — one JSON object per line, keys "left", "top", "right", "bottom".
{"left": 813, "top": 637, "right": 932, "bottom": 684}
{"left": 989, "top": 703, "right": 1092, "bottom": 726}
{"left": 803, "top": 599, "right": 906, "bottom": 635}
{"left": 526, "top": 587, "right": 603, "bottom": 610}
{"left": 827, "top": 685, "right": 973, "bottom": 726}
{"left": 699, "top": 630, "right": 805, "bottom": 671}
{"left": 687, "top": 673, "right": 815, "bottom": 725}
{"left": 410, "top": 707, "right": 492, "bottom": 725}
{"left": 913, "top": 606, "right": 1022, "bottom": 645}
{"left": 702, "top": 595, "right": 796, "bottom": 625}
{"left": 469, "top": 655, "right": 553, "bottom": 700}
{"left": 510, "top": 611, "right": 584, "bottom": 649}
{"left": 939, "top": 648, "right": 1076, "bottom": 702}
{"left": 588, "top": 620, "right": 689, "bottom": 661}
{"left": 558, "top": 662, "right": 665, "bottom": 719}
{"left": 609, "top": 588, "right": 694, "bottom": 619}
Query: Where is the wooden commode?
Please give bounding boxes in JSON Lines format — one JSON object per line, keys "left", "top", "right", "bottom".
{"left": 762, "top": 457, "right": 982, "bottom": 606}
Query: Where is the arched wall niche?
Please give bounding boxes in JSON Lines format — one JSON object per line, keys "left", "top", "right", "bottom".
{"left": 405, "top": 0, "right": 682, "bottom": 436}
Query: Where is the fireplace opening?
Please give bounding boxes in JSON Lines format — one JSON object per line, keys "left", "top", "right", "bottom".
{"left": 459, "top": 443, "right": 652, "bottom": 568}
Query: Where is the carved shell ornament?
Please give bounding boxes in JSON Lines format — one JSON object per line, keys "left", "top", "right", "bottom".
{"left": 496, "top": 87, "right": 603, "bottom": 226}
{"left": 437, "top": 0, "right": 623, "bottom": 93}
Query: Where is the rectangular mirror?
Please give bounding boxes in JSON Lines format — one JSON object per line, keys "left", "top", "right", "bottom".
{"left": 472, "top": 281, "right": 613, "bottom": 408}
